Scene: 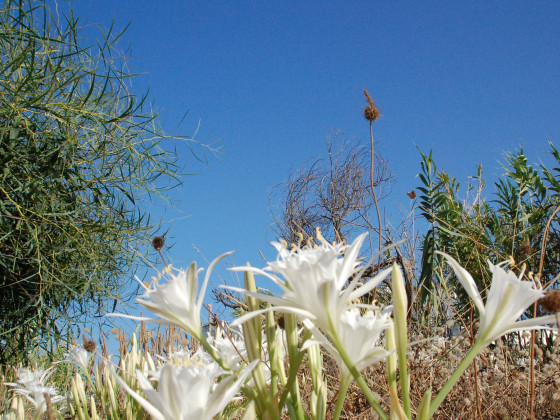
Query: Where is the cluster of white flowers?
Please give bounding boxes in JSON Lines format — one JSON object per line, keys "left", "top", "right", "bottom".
{"left": 228, "top": 233, "right": 393, "bottom": 334}
{"left": 113, "top": 233, "right": 557, "bottom": 420}
{"left": 6, "top": 231, "right": 557, "bottom": 420}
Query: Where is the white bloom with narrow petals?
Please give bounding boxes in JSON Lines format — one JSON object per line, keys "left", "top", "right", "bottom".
{"left": 439, "top": 252, "right": 558, "bottom": 345}
{"left": 151, "top": 348, "right": 223, "bottom": 381}
{"left": 108, "top": 252, "right": 231, "bottom": 339}
{"left": 114, "top": 360, "right": 256, "bottom": 420}
{"left": 226, "top": 233, "right": 392, "bottom": 334}
{"left": 206, "top": 329, "right": 247, "bottom": 370}
{"left": 5, "top": 367, "right": 65, "bottom": 414}
{"left": 65, "top": 346, "right": 93, "bottom": 371}
{"left": 303, "top": 307, "right": 392, "bottom": 381}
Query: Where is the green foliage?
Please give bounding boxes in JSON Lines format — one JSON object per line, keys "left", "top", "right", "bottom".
{"left": 0, "top": 0, "right": 203, "bottom": 365}
{"left": 417, "top": 143, "right": 560, "bottom": 321}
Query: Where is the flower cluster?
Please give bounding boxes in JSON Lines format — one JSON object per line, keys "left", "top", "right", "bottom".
{"left": 5, "top": 231, "right": 558, "bottom": 420}
{"left": 228, "top": 233, "right": 393, "bottom": 336}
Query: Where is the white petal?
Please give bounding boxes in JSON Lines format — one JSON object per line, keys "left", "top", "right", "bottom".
{"left": 437, "top": 252, "right": 485, "bottom": 315}
{"left": 346, "top": 267, "right": 392, "bottom": 302}
{"left": 112, "top": 370, "right": 165, "bottom": 420}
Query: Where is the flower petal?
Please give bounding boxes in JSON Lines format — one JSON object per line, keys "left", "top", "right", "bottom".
{"left": 437, "top": 252, "right": 485, "bottom": 315}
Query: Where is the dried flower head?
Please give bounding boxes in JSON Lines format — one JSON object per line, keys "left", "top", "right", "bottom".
{"left": 363, "top": 89, "right": 380, "bottom": 122}
{"left": 152, "top": 236, "right": 165, "bottom": 251}
{"left": 540, "top": 289, "right": 560, "bottom": 314}
{"left": 277, "top": 314, "right": 285, "bottom": 330}
{"left": 520, "top": 238, "right": 532, "bottom": 256}
{"left": 83, "top": 335, "right": 96, "bottom": 353}
{"left": 407, "top": 190, "right": 416, "bottom": 199}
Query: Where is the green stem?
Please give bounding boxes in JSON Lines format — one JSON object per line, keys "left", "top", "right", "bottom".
{"left": 266, "top": 312, "right": 280, "bottom": 397}
{"left": 285, "top": 314, "right": 305, "bottom": 420}
{"left": 397, "top": 340, "right": 411, "bottom": 418}
{"left": 428, "top": 339, "right": 485, "bottom": 417}
{"left": 333, "top": 376, "right": 351, "bottom": 420}
{"left": 330, "top": 332, "right": 388, "bottom": 420}
{"left": 392, "top": 264, "right": 411, "bottom": 419}
{"left": 278, "top": 350, "right": 306, "bottom": 410}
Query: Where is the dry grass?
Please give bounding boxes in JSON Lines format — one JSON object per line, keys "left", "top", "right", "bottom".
{"left": 291, "top": 329, "right": 560, "bottom": 419}
{"left": 269, "top": 321, "right": 559, "bottom": 420}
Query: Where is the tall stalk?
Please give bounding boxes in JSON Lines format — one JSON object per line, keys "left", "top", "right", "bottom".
{"left": 363, "top": 89, "right": 383, "bottom": 262}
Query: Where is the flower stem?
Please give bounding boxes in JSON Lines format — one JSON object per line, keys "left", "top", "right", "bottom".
{"left": 333, "top": 376, "right": 351, "bottom": 420}
{"left": 285, "top": 314, "right": 306, "bottom": 420}
{"left": 386, "top": 325, "right": 407, "bottom": 419}
{"left": 392, "top": 264, "right": 412, "bottom": 418}
{"left": 330, "top": 332, "right": 388, "bottom": 420}
{"left": 428, "top": 338, "right": 485, "bottom": 417}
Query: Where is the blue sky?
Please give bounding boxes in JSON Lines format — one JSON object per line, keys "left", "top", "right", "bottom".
{"left": 65, "top": 1, "right": 560, "bottom": 325}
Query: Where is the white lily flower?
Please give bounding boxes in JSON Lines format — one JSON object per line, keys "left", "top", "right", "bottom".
{"left": 65, "top": 346, "right": 93, "bottom": 371}
{"left": 5, "top": 367, "right": 64, "bottom": 414}
{"left": 152, "top": 348, "right": 223, "bottom": 381}
{"left": 439, "top": 252, "right": 558, "bottom": 345}
{"left": 303, "top": 307, "right": 392, "bottom": 381}
{"left": 206, "top": 329, "right": 247, "bottom": 370}
{"left": 114, "top": 360, "right": 257, "bottom": 420}
{"left": 227, "top": 233, "right": 392, "bottom": 334}
{"left": 6, "top": 367, "right": 54, "bottom": 390}
{"left": 108, "top": 252, "right": 231, "bottom": 339}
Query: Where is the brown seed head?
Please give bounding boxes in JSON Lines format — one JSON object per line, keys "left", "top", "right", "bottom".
{"left": 407, "top": 190, "right": 416, "bottom": 199}
{"left": 277, "top": 314, "right": 285, "bottom": 330}
{"left": 83, "top": 335, "right": 96, "bottom": 353}
{"left": 152, "top": 236, "right": 164, "bottom": 251}
{"left": 540, "top": 289, "right": 560, "bottom": 313}
{"left": 363, "top": 89, "right": 380, "bottom": 122}
{"left": 520, "top": 238, "right": 532, "bottom": 256}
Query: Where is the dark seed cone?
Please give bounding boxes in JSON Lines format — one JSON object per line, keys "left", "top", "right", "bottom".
{"left": 83, "top": 335, "right": 96, "bottom": 353}
{"left": 539, "top": 289, "right": 560, "bottom": 313}
{"left": 520, "top": 238, "right": 532, "bottom": 256}
{"left": 152, "top": 236, "right": 164, "bottom": 251}
{"left": 277, "top": 314, "right": 285, "bottom": 330}
{"left": 363, "top": 89, "right": 380, "bottom": 122}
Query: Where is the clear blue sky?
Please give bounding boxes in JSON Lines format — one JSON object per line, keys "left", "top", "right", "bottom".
{"left": 64, "top": 1, "right": 560, "bottom": 324}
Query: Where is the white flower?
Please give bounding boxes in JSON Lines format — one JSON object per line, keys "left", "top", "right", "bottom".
{"left": 227, "top": 233, "right": 392, "bottom": 334}
{"left": 206, "top": 327, "right": 277, "bottom": 387}
{"left": 65, "top": 346, "right": 93, "bottom": 371}
{"left": 4, "top": 367, "right": 64, "bottom": 414}
{"left": 206, "top": 328, "right": 247, "bottom": 370}
{"left": 152, "top": 348, "right": 223, "bottom": 381}
{"left": 303, "top": 308, "right": 392, "bottom": 381}
{"left": 7, "top": 367, "right": 53, "bottom": 389}
{"left": 108, "top": 252, "right": 231, "bottom": 339}
{"left": 114, "top": 360, "right": 257, "bottom": 420}
{"left": 439, "top": 252, "right": 558, "bottom": 345}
